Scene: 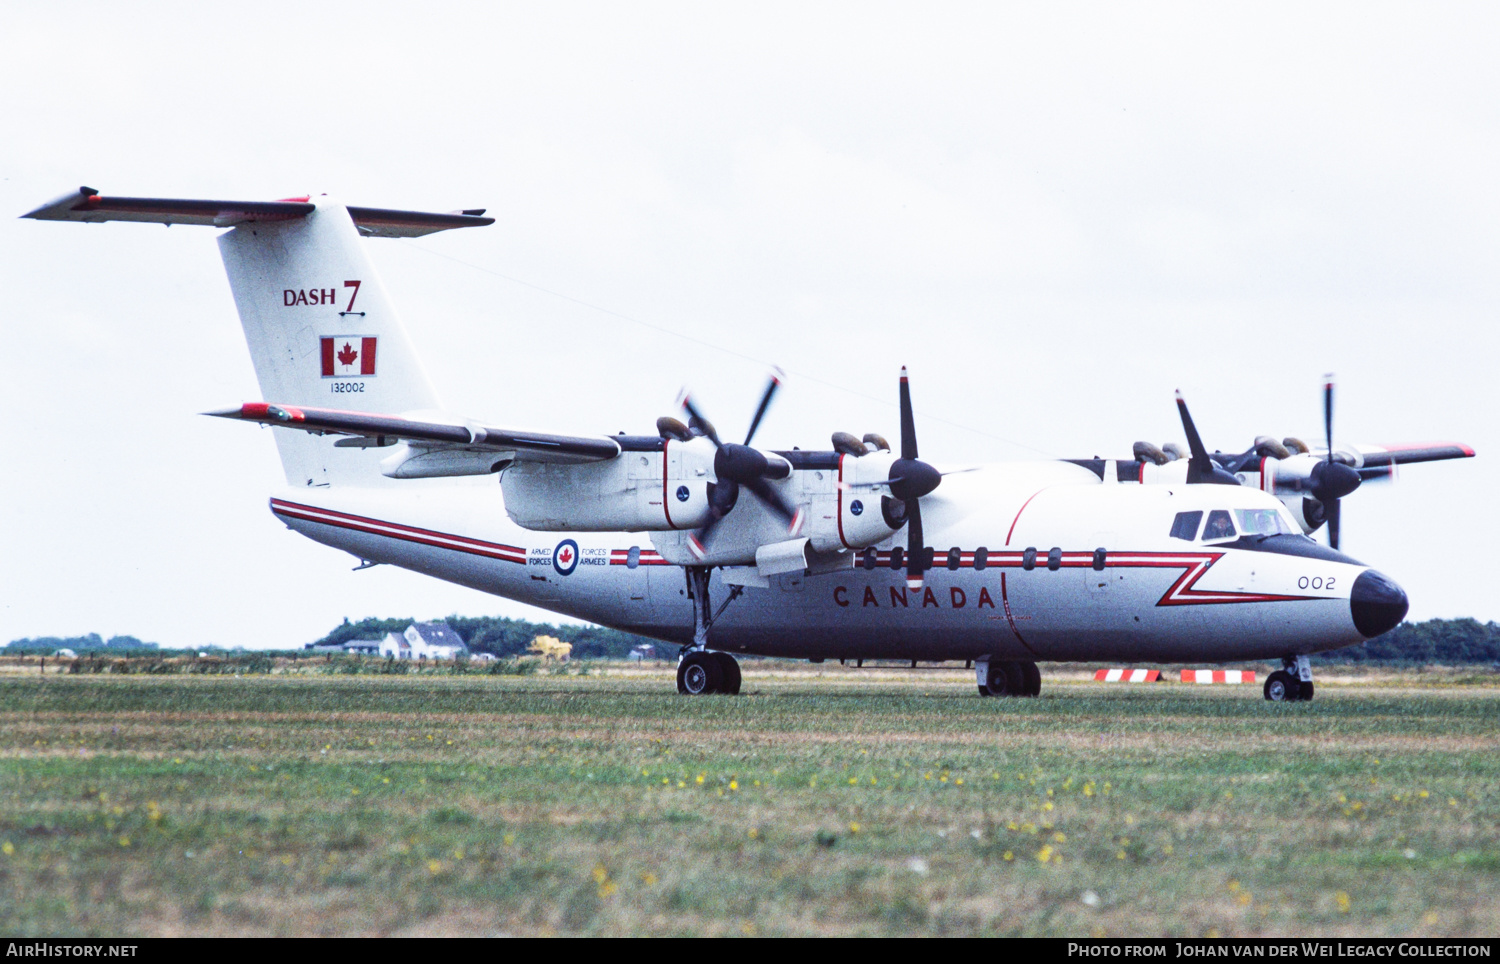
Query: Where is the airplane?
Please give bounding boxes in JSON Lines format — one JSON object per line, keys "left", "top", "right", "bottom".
{"left": 24, "top": 187, "right": 1475, "bottom": 703}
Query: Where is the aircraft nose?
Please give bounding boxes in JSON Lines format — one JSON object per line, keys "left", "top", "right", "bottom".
{"left": 1350, "top": 569, "right": 1409, "bottom": 638}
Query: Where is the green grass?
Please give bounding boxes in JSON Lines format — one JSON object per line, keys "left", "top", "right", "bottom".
{"left": 0, "top": 667, "right": 1496, "bottom": 936}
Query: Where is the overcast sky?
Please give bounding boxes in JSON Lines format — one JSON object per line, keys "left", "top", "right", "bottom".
{"left": 3, "top": 3, "right": 1496, "bottom": 649}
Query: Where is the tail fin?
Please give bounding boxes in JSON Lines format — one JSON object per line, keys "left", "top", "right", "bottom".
{"left": 24, "top": 188, "right": 493, "bottom": 487}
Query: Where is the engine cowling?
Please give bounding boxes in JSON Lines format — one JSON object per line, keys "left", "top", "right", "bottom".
{"left": 806, "top": 451, "right": 901, "bottom": 552}
{"left": 501, "top": 437, "right": 719, "bottom": 531}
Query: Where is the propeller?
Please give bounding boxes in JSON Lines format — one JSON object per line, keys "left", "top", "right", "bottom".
{"left": 678, "top": 370, "right": 803, "bottom": 560}
{"left": 1308, "top": 375, "right": 1361, "bottom": 549}
{"left": 886, "top": 367, "right": 945, "bottom": 590}
{"left": 1174, "top": 391, "right": 1242, "bottom": 485}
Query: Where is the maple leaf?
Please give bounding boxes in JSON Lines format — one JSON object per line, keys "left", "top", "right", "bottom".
{"left": 337, "top": 342, "right": 359, "bottom": 368}
{"left": 559, "top": 547, "right": 573, "bottom": 564}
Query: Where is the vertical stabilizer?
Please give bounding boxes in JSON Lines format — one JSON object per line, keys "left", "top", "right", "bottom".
{"left": 217, "top": 199, "right": 441, "bottom": 487}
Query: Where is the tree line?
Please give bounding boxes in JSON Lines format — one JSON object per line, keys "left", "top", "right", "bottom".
{"left": 10, "top": 616, "right": 1500, "bottom": 665}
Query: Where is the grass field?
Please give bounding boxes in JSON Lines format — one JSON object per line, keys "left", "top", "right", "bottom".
{"left": 1, "top": 662, "right": 1497, "bottom": 937}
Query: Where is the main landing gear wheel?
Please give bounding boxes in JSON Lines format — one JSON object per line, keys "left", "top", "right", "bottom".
{"left": 1264, "top": 670, "right": 1303, "bottom": 703}
{"left": 978, "top": 660, "right": 1037, "bottom": 698}
{"left": 714, "top": 652, "right": 742, "bottom": 695}
{"left": 677, "top": 651, "right": 723, "bottom": 695}
{"left": 1018, "top": 660, "right": 1041, "bottom": 697}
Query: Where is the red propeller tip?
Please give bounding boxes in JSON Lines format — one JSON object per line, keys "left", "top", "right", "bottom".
{"left": 687, "top": 535, "right": 707, "bottom": 560}
{"left": 906, "top": 576, "right": 924, "bottom": 591}
{"left": 788, "top": 508, "right": 806, "bottom": 536}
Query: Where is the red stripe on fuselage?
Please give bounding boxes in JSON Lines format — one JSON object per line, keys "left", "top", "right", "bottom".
{"left": 269, "top": 499, "right": 527, "bottom": 564}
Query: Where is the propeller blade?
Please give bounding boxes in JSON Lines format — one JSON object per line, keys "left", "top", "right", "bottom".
{"left": 1327, "top": 498, "right": 1341, "bottom": 550}
{"left": 905, "top": 497, "right": 925, "bottom": 590}
{"left": 687, "top": 479, "right": 740, "bottom": 559}
{"left": 1324, "top": 374, "right": 1335, "bottom": 465}
{"left": 742, "top": 368, "right": 783, "bottom": 447}
{"left": 899, "top": 366, "right": 918, "bottom": 461}
{"left": 678, "top": 393, "right": 721, "bottom": 447}
{"left": 1175, "top": 390, "right": 1216, "bottom": 484}
{"left": 744, "top": 476, "right": 804, "bottom": 534}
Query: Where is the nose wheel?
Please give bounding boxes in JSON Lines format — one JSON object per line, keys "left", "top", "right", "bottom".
{"left": 1264, "top": 656, "right": 1314, "bottom": 702}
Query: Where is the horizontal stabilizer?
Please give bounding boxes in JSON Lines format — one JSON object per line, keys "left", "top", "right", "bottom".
{"left": 208, "top": 402, "right": 622, "bottom": 465}
{"left": 22, "top": 187, "right": 494, "bottom": 238}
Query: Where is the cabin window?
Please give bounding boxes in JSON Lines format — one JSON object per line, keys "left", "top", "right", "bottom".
{"left": 890, "top": 546, "right": 904, "bottom": 570}
{"left": 1234, "top": 507, "right": 1294, "bottom": 536}
{"left": 627, "top": 546, "right": 641, "bottom": 569}
{"left": 1022, "top": 547, "right": 1037, "bottom": 571}
{"left": 862, "top": 548, "right": 878, "bottom": 570}
{"left": 1169, "top": 511, "right": 1203, "bottom": 541}
{"left": 947, "top": 547, "right": 962, "bottom": 571}
{"left": 974, "top": 548, "right": 989, "bottom": 571}
{"left": 1202, "top": 509, "right": 1236, "bottom": 541}
{"left": 1092, "top": 548, "right": 1106, "bottom": 571}
{"left": 1047, "top": 547, "right": 1062, "bottom": 571}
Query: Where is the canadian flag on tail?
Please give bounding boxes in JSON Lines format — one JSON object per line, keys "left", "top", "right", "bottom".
{"left": 321, "top": 336, "right": 378, "bottom": 377}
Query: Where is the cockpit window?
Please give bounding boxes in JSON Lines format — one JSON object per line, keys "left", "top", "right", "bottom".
{"left": 1202, "top": 509, "right": 1236, "bottom": 541}
{"left": 1169, "top": 511, "right": 1202, "bottom": 541}
{"left": 1234, "top": 508, "right": 1294, "bottom": 536}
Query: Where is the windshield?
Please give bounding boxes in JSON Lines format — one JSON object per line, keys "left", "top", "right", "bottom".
{"left": 1234, "top": 507, "right": 1295, "bottom": 537}
{"left": 1202, "top": 509, "right": 1236, "bottom": 541}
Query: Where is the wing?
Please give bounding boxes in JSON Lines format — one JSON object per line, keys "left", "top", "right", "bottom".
{"left": 209, "top": 403, "right": 621, "bottom": 464}
{"left": 1347, "top": 441, "right": 1475, "bottom": 480}
{"left": 1353, "top": 442, "right": 1476, "bottom": 467}
{"left": 22, "top": 187, "right": 493, "bottom": 238}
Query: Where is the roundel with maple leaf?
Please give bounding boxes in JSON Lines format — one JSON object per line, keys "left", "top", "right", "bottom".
{"left": 552, "top": 539, "right": 580, "bottom": 576}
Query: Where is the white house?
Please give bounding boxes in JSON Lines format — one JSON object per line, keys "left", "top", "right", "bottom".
{"left": 378, "top": 621, "right": 469, "bottom": 660}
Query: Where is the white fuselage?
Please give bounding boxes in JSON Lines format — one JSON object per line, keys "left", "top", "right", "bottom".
{"left": 270, "top": 458, "right": 1381, "bottom": 663}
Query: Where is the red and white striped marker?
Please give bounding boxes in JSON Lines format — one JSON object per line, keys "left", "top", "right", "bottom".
{"left": 1094, "top": 668, "right": 1162, "bottom": 683}
{"left": 1180, "top": 669, "right": 1256, "bottom": 684}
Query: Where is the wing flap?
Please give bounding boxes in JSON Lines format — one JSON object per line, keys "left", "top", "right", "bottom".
{"left": 208, "top": 403, "right": 621, "bottom": 464}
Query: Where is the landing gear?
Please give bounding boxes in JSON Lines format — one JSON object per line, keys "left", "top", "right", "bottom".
{"left": 675, "top": 650, "right": 741, "bottom": 695}
{"left": 675, "top": 566, "right": 744, "bottom": 696}
{"left": 1264, "top": 655, "right": 1314, "bottom": 702}
{"left": 677, "top": 651, "right": 723, "bottom": 695}
{"left": 977, "top": 659, "right": 1041, "bottom": 698}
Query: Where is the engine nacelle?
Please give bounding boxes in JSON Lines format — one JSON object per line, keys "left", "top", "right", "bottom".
{"left": 807, "top": 452, "right": 900, "bottom": 552}
{"left": 501, "top": 437, "right": 717, "bottom": 531}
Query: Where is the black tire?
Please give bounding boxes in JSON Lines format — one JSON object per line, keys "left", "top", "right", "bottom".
{"left": 1002, "top": 661, "right": 1026, "bottom": 696}
{"left": 677, "top": 652, "right": 722, "bottom": 695}
{"left": 713, "top": 652, "right": 742, "bottom": 695}
{"left": 982, "top": 661, "right": 1014, "bottom": 697}
{"left": 1298, "top": 680, "right": 1314, "bottom": 702}
{"left": 1018, "top": 660, "right": 1041, "bottom": 697}
{"left": 1264, "top": 670, "right": 1301, "bottom": 703}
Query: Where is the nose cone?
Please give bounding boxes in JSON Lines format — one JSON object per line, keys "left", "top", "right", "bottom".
{"left": 1350, "top": 569, "right": 1409, "bottom": 638}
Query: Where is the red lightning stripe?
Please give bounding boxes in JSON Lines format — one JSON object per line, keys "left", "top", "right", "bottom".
{"left": 270, "top": 499, "right": 527, "bottom": 564}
